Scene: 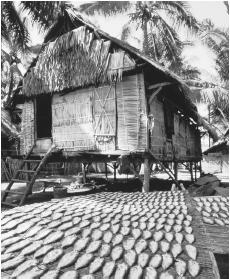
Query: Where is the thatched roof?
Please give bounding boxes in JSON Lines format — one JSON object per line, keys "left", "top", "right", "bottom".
{"left": 203, "top": 129, "right": 229, "bottom": 155}
{"left": 1, "top": 109, "right": 18, "bottom": 138}
{"left": 20, "top": 11, "right": 208, "bottom": 126}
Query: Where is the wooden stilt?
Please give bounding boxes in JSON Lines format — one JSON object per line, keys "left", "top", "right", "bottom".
{"left": 194, "top": 162, "right": 197, "bottom": 181}
{"left": 199, "top": 160, "right": 202, "bottom": 176}
{"left": 82, "top": 163, "right": 87, "bottom": 184}
{"left": 143, "top": 158, "right": 150, "bottom": 192}
{"left": 190, "top": 162, "right": 194, "bottom": 182}
{"left": 174, "top": 162, "right": 178, "bottom": 181}
{"left": 105, "top": 163, "right": 108, "bottom": 180}
{"left": 113, "top": 163, "right": 117, "bottom": 182}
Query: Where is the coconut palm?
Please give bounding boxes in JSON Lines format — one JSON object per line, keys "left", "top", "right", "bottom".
{"left": 79, "top": 1, "right": 199, "bottom": 67}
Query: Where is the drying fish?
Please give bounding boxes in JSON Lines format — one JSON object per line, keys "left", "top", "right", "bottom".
{"left": 2, "top": 230, "right": 16, "bottom": 241}
{"left": 143, "top": 230, "right": 152, "bottom": 240}
{"left": 132, "top": 228, "right": 142, "bottom": 239}
{"left": 79, "top": 220, "right": 90, "bottom": 228}
{"left": 43, "top": 248, "right": 63, "bottom": 265}
{"left": 75, "top": 253, "right": 93, "bottom": 270}
{"left": 140, "top": 222, "right": 147, "bottom": 230}
{"left": 175, "top": 232, "right": 183, "bottom": 245}
{"left": 188, "top": 259, "right": 200, "bottom": 277}
{"left": 111, "top": 245, "right": 123, "bottom": 261}
{"left": 124, "top": 250, "right": 137, "bottom": 266}
{"left": 123, "top": 238, "right": 135, "bottom": 250}
{"left": 128, "top": 265, "right": 143, "bottom": 279}
{"left": 11, "top": 259, "right": 38, "bottom": 278}
{"left": 111, "top": 224, "right": 120, "bottom": 234}
{"left": 65, "top": 227, "right": 81, "bottom": 237}
{"left": 17, "top": 265, "right": 47, "bottom": 279}
{"left": 175, "top": 259, "right": 186, "bottom": 276}
{"left": 103, "top": 231, "right": 113, "bottom": 243}
{"left": 149, "top": 254, "right": 162, "bottom": 268}
{"left": 89, "top": 257, "right": 104, "bottom": 273}
{"left": 138, "top": 253, "right": 149, "bottom": 268}
{"left": 82, "top": 228, "right": 92, "bottom": 238}
{"left": 165, "top": 232, "right": 174, "bottom": 242}
{"left": 122, "top": 220, "right": 131, "bottom": 227}
{"left": 92, "top": 229, "right": 103, "bottom": 240}
{"left": 214, "top": 218, "right": 225, "bottom": 226}
{"left": 40, "top": 270, "right": 60, "bottom": 279}
{"left": 2, "top": 255, "right": 25, "bottom": 271}
{"left": 131, "top": 216, "right": 139, "bottom": 222}
{"left": 2, "top": 219, "right": 18, "bottom": 230}
{"left": 173, "top": 224, "right": 182, "bottom": 233}
{"left": 44, "top": 231, "right": 64, "bottom": 245}
{"left": 57, "top": 250, "right": 78, "bottom": 269}
{"left": 171, "top": 243, "right": 182, "bottom": 258}
{"left": 102, "top": 261, "right": 116, "bottom": 278}
{"left": 144, "top": 266, "right": 157, "bottom": 279}
{"left": 156, "top": 223, "right": 164, "bottom": 231}
{"left": 58, "top": 222, "right": 73, "bottom": 231}
{"left": 120, "top": 226, "right": 130, "bottom": 236}
{"left": 160, "top": 240, "right": 170, "bottom": 253}
{"left": 153, "top": 231, "right": 164, "bottom": 242}
{"left": 101, "top": 223, "right": 110, "bottom": 231}
{"left": 61, "top": 235, "right": 77, "bottom": 248}
{"left": 185, "top": 244, "right": 197, "bottom": 260}
{"left": 48, "top": 221, "right": 61, "bottom": 229}
{"left": 112, "top": 234, "right": 123, "bottom": 246}
{"left": 164, "top": 224, "right": 172, "bottom": 232}
{"left": 34, "top": 245, "right": 53, "bottom": 258}
{"left": 184, "top": 226, "right": 193, "bottom": 234}
{"left": 185, "top": 234, "right": 195, "bottom": 244}
{"left": 81, "top": 275, "right": 95, "bottom": 279}
{"left": 25, "top": 225, "right": 43, "bottom": 238}
{"left": 149, "top": 240, "right": 158, "bottom": 254}
{"left": 59, "top": 270, "right": 78, "bottom": 279}
{"left": 203, "top": 216, "right": 214, "bottom": 225}
{"left": 1, "top": 253, "right": 14, "bottom": 263}
{"left": 147, "top": 222, "right": 156, "bottom": 230}
{"left": 114, "top": 263, "right": 128, "bottom": 279}
{"left": 167, "top": 219, "right": 174, "bottom": 226}
{"left": 74, "top": 237, "right": 90, "bottom": 252}
{"left": 86, "top": 240, "right": 101, "bottom": 254}
{"left": 132, "top": 221, "right": 139, "bottom": 228}
{"left": 162, "top": 253, "right": 173, "bottom": 270}
{"left": 159, "top": 271, "right": 174, "bottom": 279}
{"left": 35, "top": 229, "right": 53, "bottom": 241}
{"left": 6, "top": 239, "right": 30, "bottom": 254}
{"left": 20, "top": 240, "right": 43, "bottom": 256}
{"left": 2, "top": 236, "right": 21, "bottom": 248}
{"left": 177, "top": 214, "right": 185, "bottom": 221}
{"left": 135, "top": 239, "right": 147, "bottom": 254}
{"left": 73, "top": 217, "right": 81, "bottom": 225}
{"left": 100, "top": 244, "right": 111, "bottom": 257}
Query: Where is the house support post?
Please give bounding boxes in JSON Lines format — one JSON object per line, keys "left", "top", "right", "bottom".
{"left": 82, "top": 163, "right": 87, "bottom": 184}
{"left": 112, "top": 162, "right": 117, "bottom": 182}
{"left": 143, "top": 158, "right": 150, "bottom": 192}
{"left": 194, "top": 162, "right": 197, "bottom": 181}
{"left": 199, "top": 160, "right": 202, "bottom": 176}
{"left": 174, "top": 162, "right": 178, "bottom": 181}
{"left": 105, "top": 163, "right": 108, "bottom": 180}
{"left": 190, "top": 162, "right": 194, "bottom": 182}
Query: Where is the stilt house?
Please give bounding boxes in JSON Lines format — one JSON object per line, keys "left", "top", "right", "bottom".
{"left": 12, "top": 12, "right": 204, "bottom": 188}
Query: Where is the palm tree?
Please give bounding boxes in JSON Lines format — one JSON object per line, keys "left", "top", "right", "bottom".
{"left": 79, "top": 1, "right": 199, "bottom": 68}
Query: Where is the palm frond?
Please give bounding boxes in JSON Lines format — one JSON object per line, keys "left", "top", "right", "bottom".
{"left": 120, "top": 22, "right": 132, "bottom": 42}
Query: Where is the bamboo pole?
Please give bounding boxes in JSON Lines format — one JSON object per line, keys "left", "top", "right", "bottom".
{"left": 174, "top": 162, "right": 178, "bottom": 181}
{"left": 143, "top": 158, "right": 150, "bottom": 192}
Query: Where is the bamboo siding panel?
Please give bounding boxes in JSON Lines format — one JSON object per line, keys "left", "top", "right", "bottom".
{"left": 20, "top": 101, "right": 34, "bottom": 154}
{"left": 116, "top": 74, "right": 146, "bottom": 151}
{"left": 52, "top": 89, "right": 95, "bottom": 151}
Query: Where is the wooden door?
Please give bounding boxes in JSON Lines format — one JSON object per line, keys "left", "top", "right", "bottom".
{"left": 93, "top": 85, "right": 116, "bottom": 151}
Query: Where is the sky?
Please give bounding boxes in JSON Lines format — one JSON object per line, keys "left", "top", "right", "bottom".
{"left": 24, "top": 1, "right": 229, "bottom": 82}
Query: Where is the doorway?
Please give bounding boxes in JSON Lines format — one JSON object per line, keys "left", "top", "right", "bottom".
{"left": 36, "top": 94, "right": 52, "bottom": 139}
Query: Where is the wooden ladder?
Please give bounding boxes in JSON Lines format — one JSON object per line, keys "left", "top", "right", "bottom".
{"left": 1, "top": 144, "right": 55, "bottom": 207}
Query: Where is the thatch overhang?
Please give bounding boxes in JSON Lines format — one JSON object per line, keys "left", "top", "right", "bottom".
{"left": 203, "top": 130, "right": 229, "bottom": 155}
{"left": 20, "top": 11, "right": 208, "bottom": 126}
{"left": 1, "top": 109, "right": 18, "bottom": 139}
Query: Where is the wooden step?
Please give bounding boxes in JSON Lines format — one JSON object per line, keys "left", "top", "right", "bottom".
{"left": 17, "top": 169, "right": 36, "bottom": 173}
{"left": 3, "top": 190, "right": 24, "bottom": 195}
{"left": 1, "top": 201, "right": 18, "bottom": 207}
{"left": 24, "top": 159, "right": 41, "bottom": 163}
{"left": 11, "top": 179, "right": 31, "bottom": 183}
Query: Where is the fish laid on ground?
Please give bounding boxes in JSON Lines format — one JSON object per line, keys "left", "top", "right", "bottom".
{"left": 171, "top": 243, "right": 182, "bottom": 258}
{"left": 6, "top": 239, "right": 30, "bottom": 254}
{"left": 185, "top": 234, "right": 195, "bottom": 244}
{"left": 185, "top": 244, "right": 197, "bottom": 260}
{"left": 48, "top": 221, "right": 61, "bottom": 229}
{"left": 114, "top": 263, "right": 128, "bottom": 279}
{"left": 57, "top": 250, "right": 78, "bottom": 269}
{"left": 175, "top": 259, "right": 187, "bottom": 276}
{"left": 52, "top": 213, "right": 63, "bottom": 220}
{"left": 184, "top": 226, "right": 193, "bottom": 234}
{"left": 100, "top": 223, "right": 110, "bottom": 231}
{"left": 165, "top": 232, "right": 174, "bottom": 243}
{"left": 11, "top": 259, "right": 38, "bottom": 278}
{"left": 25, "top": 225, "right": 43, "bottom": 238}
{"left": 164, "top": 224, "right": 172, "bottom": 232}
{"left": 75, "top": 253, "right": 93, "bottom": 270}
{"left": 17, "top": 265, "right": 47, "bottom": 279}
{"left": 167, "top": 219, "right": 174, "bottom": 226}
{"left": 74, "top": 237, "right": 90, "bottom": 252}
{"left": 89, "top": 257, "right": 104, "bottom": 273}
{"left": 188, "top": 260, "right": 200, "bottom": 277}
{"left": 111, "top": 224, "right": 120, "bottom": 234}
{"left": 82, "top": 228, "right": 92, "bottom": 238}
{"left": 100, "top": 244, "right": 111, "bottom": 257}
{"left": 122, "top": 220, "right": 131, "bottom": 227}
{"left": 124, "top": 250, "right": 137, "bottom": 266}
{"left": 61, "top": 235, "right": 77, "bottom": 248}
{"left": 103, "top": 231, "right": 113, "bottom": 243}
{"left": 2, "top": 219, "right": 18, "bottom": 230}
{"left": 160, "top": 240, "right": 170, "bottom": 253}
{"left": 132, "top": 222, "right": 139, "bottom": 228}
{"left": 140, "top": 222, "right": 147, "bottom": 230}
{"left": 79, "top": 220, "right": 90, "bottom": 229}
{"left": 175, "top": 232, "right": 183, "bottom": 244}
{"left": 162, "top": 253, "right": 174, "bottom": 270}
{"left": 144, "top": 266, "right": 157, "bottom": 279}
{"left": 149, "top": 241, "right": 158, "bottom": 254}
{"left": 86, "top": 240, "right": 101, "bottom": 254}
{"left": 2, "top": 230, "right": 16, "bottom": 241}
{"left": 147, "top": 222, "right": 156, "bottom": 230}
{"left": 142, "top": 230, "right": 152, "bottom": 240}
{"left": 35, "top": 229, "right": 53, "bottom": 240}
{"left": 92, "top": 229, "right": 103, "bottom": 241}
{"left": 43, "top": 248, "right": 64, "bottom": 265}
{"left": 65, "top": 226, "right": 81, "bottom": 237}
{"left": 81, "top": 275, "right": 95, "bottom": 279}
{"left": 20, "top": 240, "right": 43, "bottom": 256}
{"left": 102, "top": 261, "right": 116, "bottom": 278}
{"left": 111, "top": 245, "right": 123, "bottom": 261}
{"left": 159, "top": 271, "right": 174, "bottom": 279}
{"left": 59, "top": 270, "right": 79, "bottom": 279}
{"left": 34, "top": 245, "right": 53, "bottom": 258}
{"left": 1, "top": 256, "right": 25, "bottom": 271}
{"left": 2, "top": 236, "right": 21, "bottom": 248}
{"left": 120, "top": 226, "right": 130, "bottom": 236}
{"left": 132, "top": 228, "right": 142, "bottom": 239}
{"left": 214, "top": 218, "right": 225, "bottom": 226}
{"left": 112, "top": 234, "right": 124, "bottom": 246}
{"left": 138, "top": 253, "right": 149, "bottom": 268}
{"left": 40, "top": 270, "right": 60, "bottom": 279}
{"left": 153, "top": 231, "right": 164, "bottom": 242}
{"left": 135, "top": 239, "right": 147, "bottom": 254}
{"left": 149, "top": 254, "right": 162, "bottom": 268}
{"left": 128, "top": 265, "right": 143, "bottom": 279}
{"left": 73, "top": 217, "right": 81, "bottom": 225}
{"left": 173, "top": 225, "right": 182, "bottom": 233}
{"left": 1, "top": 253, "right": 14, "bottom": 263}
{"left": 203, "top": 216, "right": 214, "bottom": 225}
{"left": 43, "top": 231, "right": 64, "bottom": 245}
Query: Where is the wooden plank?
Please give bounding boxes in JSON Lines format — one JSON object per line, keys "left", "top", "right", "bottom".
{"left": 148, "top": 82, "right": 172, "bottom": 90}
{"left": 143, "top": 158, "right": 150, "bottom": 192}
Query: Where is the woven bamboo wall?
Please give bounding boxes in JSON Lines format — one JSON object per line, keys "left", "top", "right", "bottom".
{"left": 52, "top": 89, "right": 95, "bottom": 151}
{"left": 116, "top": 73, "right": 147, "bottom": 151}
{"left": 20, "top": 101, "right": 35, "bottom": 154}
